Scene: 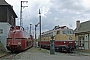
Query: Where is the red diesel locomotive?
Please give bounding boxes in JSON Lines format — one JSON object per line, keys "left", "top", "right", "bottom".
{"left": 6, "top": 26, "right": 34, "bottom": 52}
{"left": 38, "top": 26, "right": 76, "bottom": 52}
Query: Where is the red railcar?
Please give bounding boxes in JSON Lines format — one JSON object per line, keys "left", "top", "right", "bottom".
{"left": 6, "top": 26, "right": 33, "bottom": 52}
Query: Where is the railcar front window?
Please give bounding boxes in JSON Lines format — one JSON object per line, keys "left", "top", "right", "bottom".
{"left": 57, "top": 31, "right": 60, "bottom": 34}
{"left": 63, "top": 30, "right": 74, "bottom": 34}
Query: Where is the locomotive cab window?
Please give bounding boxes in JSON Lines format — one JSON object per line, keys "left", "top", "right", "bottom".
{"left": 69, "top": 30, "right": 74, "bottom": 34}
{"left": 63, "top": 30, "right": 74, "bottom": 34}
{"left": 57, "top": 31, "right": 60, "bottom": 34}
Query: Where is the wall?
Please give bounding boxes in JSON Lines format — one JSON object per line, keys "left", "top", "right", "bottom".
{"left": 76, "top": 34, "right": 90, "bottom": 50}
{"left": 84, "top": 34, "right": 88, "bottom": 50}
{"left": 0, "top": 6, "right": 7, "bottom": 22}
{"left": 0, "top": 6, "right": 16, "bottom": 26}
{"left": 0, "top": 22, "right": 11, "bottom": 50}
{"left": 75, "top": 35, "right": 78, "bottom": 46}
{"left": 7, "top": 8, "right": 15, "bottom": 26}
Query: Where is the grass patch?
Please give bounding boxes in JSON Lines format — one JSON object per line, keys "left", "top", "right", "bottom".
{"left": 0, "top": 50, "right": 7, "bottom": 57}
{"left": 37, "top": 48, "right": 49, "bottom": 53}
{"left": 27, "top": 47, "right": 49, "bottom": 53}
{"left": 0, "top": 43, "right": 7, "bottom": 57}
{"left": 74, "top": 49, "right": 90, "bottom": 54}
{"left": 0, "top": 43, "right": 2, "bottom": 46}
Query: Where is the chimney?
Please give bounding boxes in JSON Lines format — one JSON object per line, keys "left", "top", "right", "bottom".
{"left": 76, "top": 20, "right": 80, "bottom": 31}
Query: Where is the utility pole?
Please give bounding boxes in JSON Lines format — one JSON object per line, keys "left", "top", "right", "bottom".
{"left": 27, "top": 27, "right": 29, "bottom": 33}
{"left": 20, "top": 1, "right": 28, "bottom": 27}
{"left": 30, "top": 24, "right": 32, "bottom": 35}
{"left": 35, "top": 22, "right": 40, "bottom": 47}
{"left": 39, "top": 9, "right": 41, "bottom": 50}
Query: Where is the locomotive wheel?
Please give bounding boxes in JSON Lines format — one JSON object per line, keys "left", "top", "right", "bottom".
{"left": 66, "top": 49, "right": 72, "bottom": 53}
{"left": 57, "top": 48, "right": 62, "bottom": 52}
{"left": 61, "top": 48, "right": 64, "bottom": 52}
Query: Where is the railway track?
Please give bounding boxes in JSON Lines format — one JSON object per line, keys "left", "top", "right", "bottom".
{"left": 0, "top": 52, "right": 19, "bottom": 60}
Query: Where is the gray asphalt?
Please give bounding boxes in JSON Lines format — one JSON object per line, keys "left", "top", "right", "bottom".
{"left": 11, "top": 47, "right": 90, "bottom": 60}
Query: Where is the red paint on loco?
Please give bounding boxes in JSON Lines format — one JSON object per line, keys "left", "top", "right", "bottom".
{"left": 55, "top": 41, "right": 76, "bottom": 46}
{"left": 38, "top": 40, "right": 76, "bottom": 49}
{"left": 6, "top": 26, "right": 33, "bottom": 52}
{"left": 38, "top": 41, "right": 50, "bottom": 46}
{"left": 39, "top": 40, "right": 75, "bottom": 46}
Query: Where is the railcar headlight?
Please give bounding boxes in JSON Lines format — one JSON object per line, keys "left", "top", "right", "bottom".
{"left": 75, "top": 42, "right": 76, "bottom": 43}
{"left": 71, "top": 42, "right": 72, "bottom": 43}
{"left": 7, "top": 42, "right": 10, "bottom": 46}
{"left": 18, "top": 42, "right": 21, "bottom": 45}
{"left": 13, "top": 30, "right": 16, "bottom": 33}
{"left": 8, "top": 42, "right": 10, "bottom": 44}
{"left": 64, "top": 42, "right": 66, "bottom": 43}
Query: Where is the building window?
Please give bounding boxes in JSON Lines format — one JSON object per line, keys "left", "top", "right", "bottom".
{"left": 0, "top": 29, "right": 3, "bottom": 34}
{"left": 86, "top": 36, "right": 87, "bottom": 40}
{"left": 79, "top": 38, "right": 84, "bottom": 47}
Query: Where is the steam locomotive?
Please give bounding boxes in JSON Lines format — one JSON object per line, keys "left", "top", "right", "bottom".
{"left": 38, "top": 26, "right": 76, "bottom": 52}
{"left": 6, "top": 26, "right": 34, "bottom": 52}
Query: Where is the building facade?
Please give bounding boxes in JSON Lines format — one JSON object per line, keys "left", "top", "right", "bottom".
{"left": 75, "top": 20, "right": 90, "bottom": 50}
{"left": 0, "top": 0, "right": 17, "bottom": 26}
{"left": 0, "top": 0, "right": 17, "bottom": 50}
{"left": 0, "top": 22, "right": 11, "bottom": 50}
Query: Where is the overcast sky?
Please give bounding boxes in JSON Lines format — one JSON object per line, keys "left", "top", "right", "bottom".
{"left": 6, "top": 0, "right": 90, "bottom": 37}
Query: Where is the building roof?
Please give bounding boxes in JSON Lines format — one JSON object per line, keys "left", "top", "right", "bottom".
{"left": 0, "top": 0, "right": 17, "bottom": 18}
{"left": 0, "top": 0, "right": 9, "bottom": 5}
{"left": 75, "top": 20, "right": 90, "bottom": 34}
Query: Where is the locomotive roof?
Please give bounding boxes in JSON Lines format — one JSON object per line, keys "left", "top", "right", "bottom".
{"left": 41, "top": 25, "right": 74, "bottom": 35}
{"left": 42, "top": 28, "right": 73, "bottom": 35}
{"left": 56, "top": 28, "right": 73, "bottom": 31}
{"left": 10, "top": 26, "right": 25, "bottom": 31}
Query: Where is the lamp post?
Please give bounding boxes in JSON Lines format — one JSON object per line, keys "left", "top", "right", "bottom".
{"left": 39, "top": 9, "right": 41, "bottom": 50}
{"left": 30, "top": 24, "right": 32, "bottom": 35}
{"left": 35, "top": 25, "right": 37, "bottom": 47}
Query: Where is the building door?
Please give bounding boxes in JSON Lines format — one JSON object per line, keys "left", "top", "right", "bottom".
{"left": 79, "top": 36, "right": 84, "bottom": 49}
